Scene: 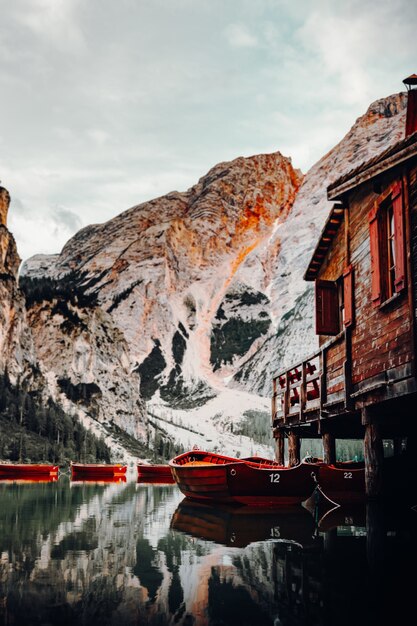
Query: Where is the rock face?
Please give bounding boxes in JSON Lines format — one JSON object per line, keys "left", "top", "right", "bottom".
{"left": 22, "top": 152, "right": 302, "bottom": 409}
{"left": 1, "top": 186, "right": 147, "bottom": 456}
{"left": 26, "top": 298, "right": 146, "bottom": 440}
{"left": 0, "top": 186, "right": 35, "bottom": 381}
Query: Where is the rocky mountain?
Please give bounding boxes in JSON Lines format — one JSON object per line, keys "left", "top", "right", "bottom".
{"left": 13, "top": 90, "right": 409, "bottom": 458}
{"left": 0, "top": 186, "right": 147, "bottom": 462}
{"left": 21, "top": 152, "right": 302, "bottom": 454}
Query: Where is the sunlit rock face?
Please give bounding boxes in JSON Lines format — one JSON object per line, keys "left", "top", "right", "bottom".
{"left": 22, "top": 153, "right": 302, "bottom": 408}
{"left": 232, "top": 92, "right": 408, "bottom": 395}
{"left": 0, "top": 186, "right": 35, "bottom": 380}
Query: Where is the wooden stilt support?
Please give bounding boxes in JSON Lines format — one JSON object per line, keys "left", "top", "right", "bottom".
{"left": 393, "top": 437, "right": 403, "bottom": 457}
{"left": 322, "top": 433, "right": 336, "bottom": 464}
{"left": 288, "top": 430, "right": 301, "bottom": 467}
{"left": 274, "top": 430, "right": 285, "bottom": 465}
{"left": 363, "top": 411, "right": 384, "bottom": 499}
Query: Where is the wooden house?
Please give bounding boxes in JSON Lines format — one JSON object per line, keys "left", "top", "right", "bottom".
{"left": 272, "top": 76, "right": 417, "bottom": 497}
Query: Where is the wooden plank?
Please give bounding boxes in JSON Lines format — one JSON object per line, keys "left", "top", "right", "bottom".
{"left": 364, "top": 421, "right": 384, "bottom": 499}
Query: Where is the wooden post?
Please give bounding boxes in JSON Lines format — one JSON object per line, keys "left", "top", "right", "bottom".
{"left": 283, "top": 371, "right": 291, "bottom": 424}
{"left": 288, "top": 430, "right": 300, "bottom": 467}
{"left": 322, "top": 433, "right": 336, "bottom": 464}
{"left": 320, "top": 348, "right": 327, "bottom": 414}
{"left": 364, "top": 417, "right": 384, "bottom": 499}
{"left": 393, "top": 437, "right": 403, "bottom": 457}
{"left": 299, "top": 361, "right": 307, "bottom": 422}
{"left": 274, "top": 429, "right": 285, "bottom": 465}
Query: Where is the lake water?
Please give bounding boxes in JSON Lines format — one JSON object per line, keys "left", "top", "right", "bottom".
{"left": 0, "top": 476, "right": 415, "bottom": 626}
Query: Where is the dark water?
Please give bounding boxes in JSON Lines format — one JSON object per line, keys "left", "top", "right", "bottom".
{"left": 0, "top": 476, "right": 415, "bottom": 626}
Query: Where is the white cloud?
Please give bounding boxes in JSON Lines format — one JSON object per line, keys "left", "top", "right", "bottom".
{"left": 1, "top": 0, "right": 416, "bottom": 261}
{"left": 225, "top": 23, "right": 259, "bottom": 48}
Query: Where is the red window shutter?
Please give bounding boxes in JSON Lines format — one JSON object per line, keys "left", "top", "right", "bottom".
{"left": 315, "top": 280, "right": 339, "bottom": 335}
{"left": 391, "top": 181, "right": 406, "bottom": 292}
{"left": 343, "top": 264, "right": 354, "bottom": 327}
{"left": 369, "top": 203, "right": 381, "bottom": 307}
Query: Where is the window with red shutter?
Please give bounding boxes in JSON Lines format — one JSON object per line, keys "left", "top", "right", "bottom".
{"left": 343, "top": 264, "right": 354, "bottom": 327}
{"left": 369, "top": 181, "right": 406, "bottom": 306}
{"left": 391, "top": 181, "right": 406, "bottom": 292}
{"left": 369, "top": 203, "right": 381, "bottom": 307}
{"left": 315, "top": 280, "right": 340, "bottom": 335}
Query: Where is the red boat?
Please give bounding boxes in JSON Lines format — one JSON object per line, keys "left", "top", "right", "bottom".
{"left": 70, "top": 462, "right": 127, "bottom": 480}
{"left": 317, "top": 462, "right": 365, "bottom": 504}
{"left": 169, "top": 450, "right": 319, "bottom": 506}
{"left": 137, "top": 463, "right": 174, "bottom": 483}
{"left": 0, "top": 463, "right": 59, "bottom": 479}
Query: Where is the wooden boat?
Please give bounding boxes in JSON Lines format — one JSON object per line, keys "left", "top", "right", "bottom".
{"left": 317, "top": 462, "right": 365, "bottom": 504}
{"left": 0, "top": 463, "right": 59, "bottom": 478}
{"left": 0, "top": 476, "right": 59, "bottom": 484}
{"left": 70, "top": 462, "right": 127, "bottom": 479}
{"left": 171, "top": 498, "right": 317, "bottom": 547}
{"left": 169, "top": 450, "right": 320, "bottom": 506}
{"left": 137, "top": 463, "right": 174, "bottom": 483}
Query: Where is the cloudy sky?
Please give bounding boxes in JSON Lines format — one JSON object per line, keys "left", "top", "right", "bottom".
{"left": 1, "top": 0, "right": 416, "bottom": 261}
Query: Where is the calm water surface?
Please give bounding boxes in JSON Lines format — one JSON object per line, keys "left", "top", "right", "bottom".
{"left": 0, "top": 476, "right": 415, "bottom": 626}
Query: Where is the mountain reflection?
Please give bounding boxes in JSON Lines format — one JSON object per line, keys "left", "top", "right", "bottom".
{"left": 0, "top": 479, "right": 415, "bottom": 626}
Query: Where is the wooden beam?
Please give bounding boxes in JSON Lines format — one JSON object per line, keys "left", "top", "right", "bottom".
{"left": 322, "top": 433, "right": 336, "bottom": 464}
{"left": 274, "top": 430, "right": 285, "bottom": 465}
{"left": 288, "top": 430, "right": 301, "bottom": 467}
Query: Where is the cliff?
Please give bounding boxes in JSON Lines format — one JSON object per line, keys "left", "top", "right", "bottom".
{"left": 22, "top": 152, "right": 302, "bottom": 415}
{"left": 15, "top": 91, "right": 409, "bottom": 455}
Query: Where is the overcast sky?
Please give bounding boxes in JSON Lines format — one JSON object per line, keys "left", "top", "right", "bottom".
{"left": 1, "top": 0, "right": 416, "bottom": 261}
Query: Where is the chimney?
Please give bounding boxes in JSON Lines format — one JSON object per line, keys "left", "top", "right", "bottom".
{"left": 403, "top": 74, "right": 417, "bottom": 137}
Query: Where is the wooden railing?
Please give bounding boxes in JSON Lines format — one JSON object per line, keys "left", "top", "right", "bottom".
{"left": 272, "top": 332, "right": 348, "bottom": 427}
{"left": 272, "top": 351, "right": 321, "bottom": 426}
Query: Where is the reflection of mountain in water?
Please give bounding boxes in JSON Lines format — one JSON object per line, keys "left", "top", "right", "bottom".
{"left": 0, "top": 481, "right": 415, "bottom": 625}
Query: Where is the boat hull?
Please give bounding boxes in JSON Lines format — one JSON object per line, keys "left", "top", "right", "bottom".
{"left": 70, "top": 463, "right": 127, "bottom": 479}
{"left": 169, "top": 451, "right": 318, "bottom": 506}
{"left": 0, "top": 464, "right": 59, "bottom": 478}
{"left": 137, "top": 464, "right": 174, "bottom": 483}
{"left": 318, "top": 463, "right": 365, "bottom": 503}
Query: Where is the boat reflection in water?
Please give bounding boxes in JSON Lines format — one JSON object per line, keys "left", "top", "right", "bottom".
{"left": 70, "top": 475, "right": 127, "bottom": 485}
{"left": 171, "top": 498, "right": 317, "bottom": 548}
{"left": 0, "top": 479, "right": 414, "bottom": 626}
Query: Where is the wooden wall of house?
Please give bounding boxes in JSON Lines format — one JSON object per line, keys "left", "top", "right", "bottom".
{"left": 410, "top": 163, "right": 417, "bottom": 330}
{"left": 349, "top": 170, "right": 413, "bottom": 388}
{"left": 317, "top": 164, "right": 415, "bottom": 401}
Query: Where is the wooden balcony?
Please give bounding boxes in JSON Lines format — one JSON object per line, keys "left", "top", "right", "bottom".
{"left": 272, "top": 332, "right": 350, "bottom": 429}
